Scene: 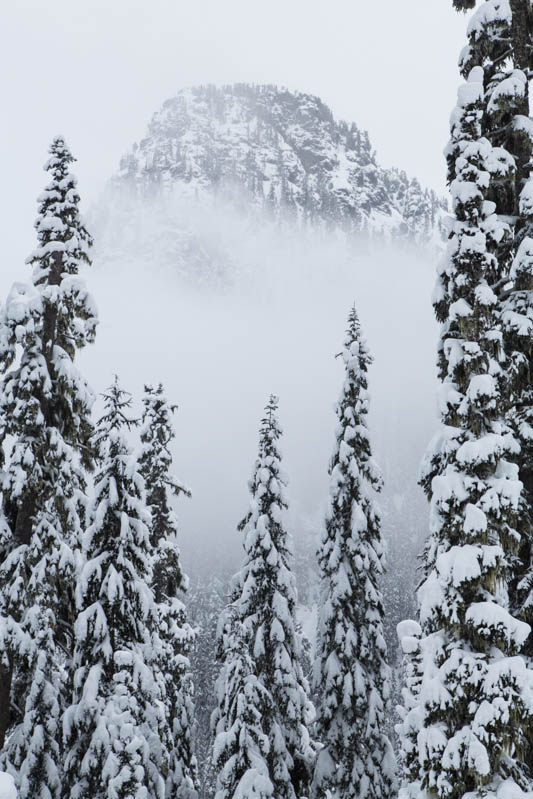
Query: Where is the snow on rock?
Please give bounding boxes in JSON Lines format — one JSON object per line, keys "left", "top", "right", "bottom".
{"left": 96, "top": 83, "right": 446, "bottom": 276}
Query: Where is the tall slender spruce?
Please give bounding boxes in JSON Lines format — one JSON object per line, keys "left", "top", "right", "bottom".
{"left": 213, "top": 397, "right": 315, "bottom": 799}
{"left": 0, "top": 137, "right": 96, "bottom": 796}
{"left": 139, "top": 383, "right": 198, "bottom": 799}
{"left": 63, "top": 379, "right": 167, "bottom": 799}
{"left": 313, "top": 307, "right": 395, "bottom": 799}
{"left": 452, "top": 0, "right": 533, "bottom": 645}
{"left": 398, "top": 65, "right": 532, "bottom": 798}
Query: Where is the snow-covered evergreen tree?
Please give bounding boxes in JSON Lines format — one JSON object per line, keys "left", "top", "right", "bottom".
{"left": 212, "top": 607, "right": 274, "bottom": 799}
{"left": 451, "top": 0, "right": 533, "bottom": 649}
{"left": 404, "top": 178, "right": 431, "bottom": 242}
{"left": 481, "top": 2, "right": 533, "bottom": 648}
{"left": 395, "top": 620, "right": 424, "bottom": 795}
{"left": 313, "top": 307, "right": 395, "bottom": 799}
{"left": 139, "top": 383, "right": 190, "bottom": 600}
{"left": 399, "top": 66, "right": 533, "bottom": 799}
{"left": 139, "top": 383, "right": 198, "bottom": 799}
{"left": 63, "top": 378, "right": 167, "bottom": 799}
{"left": 447, "top": 0, "right": 533, "bottom": 765}
{"left": 215, "top": 396, "right": 315, "bottom": 799}
{"left": 0, "top": 137, "right": 96, "bottom": 794}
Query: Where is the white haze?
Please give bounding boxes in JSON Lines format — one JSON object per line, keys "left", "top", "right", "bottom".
{"left": 70, "top": 201, "right": 441, "bottom": 605}
{"left": 2, "top": 0, "right": 467, "bottom": 277}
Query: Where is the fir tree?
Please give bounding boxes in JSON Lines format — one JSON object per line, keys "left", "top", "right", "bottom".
{"left": 399, "top": 67, "right": 533, "bottom": 799}
{"left": 395, "top": 620, "right": 424, "bottom": 793}
{"left": 215, "top": 397, "right": 315, "bottom": 799}
{"left": 404, "top": 178, "right": 430, "bottom": 242}
{"left": 450, "top": 0, "right": 533, "bottom": 769}
{"left": 0, "top": 137, "right": 96, "bottom": 794}
{"left": 452, "top": 0, "right": 533, "bottom": 644}
{"left": 63, "top": 378, "right": 167, "bottom": 799}
{"left": 139, "top": 384, "right": 190, "bottom": 600}
{"left": 212, "top": 608, "right": 274, "bottom": 799}
{"left": 139, "top": 383, "right": 198, "bottom": 799}
{"left": 313, "top": 307, "right": 395, "bottom": 799}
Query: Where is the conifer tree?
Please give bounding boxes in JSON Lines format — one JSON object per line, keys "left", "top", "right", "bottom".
{"left": 139, "top": 383, "right": 198, "bottom": 799}
{"left": 448, "top": 0, "right": 533, "bottom": 769}
{"left": 394, "top": 620, "right": 423, "bottom": 792}
{"left": 63, "top": 379, "right": 167, "bottom": 799}
{"left": 452, "top": 0, "right": 533, "bottom": 640}
{"left": 215, "top": 397, "right": 315, "bottom": 799}
{"left": 0, "top": 137, "right": 96, "bottom": 792}
{"left": 212, "top": 608, "right": 274, "bottom": 799}
{"left": 404, "top": 178, "right": 431, "bottom": 242}
{"left": 399, "top": 67, "right": 533, "bottom": 799}
{"left": 313, "top": 307, "right": 395, "bottom": 799}
{"left": 139, "top": 384, "right": 190, "bottom": 601}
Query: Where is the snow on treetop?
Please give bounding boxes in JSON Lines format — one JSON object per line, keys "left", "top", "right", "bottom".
{"left": 466, "top": 0, "right": 511, "bottom": 41}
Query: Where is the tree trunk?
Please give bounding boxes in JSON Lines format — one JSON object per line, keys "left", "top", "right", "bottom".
{"left": 0, "top": 665, "right": 11, "bottom": 749}
{"left": 510, "top": 0, "right": 531, "bottom": 216}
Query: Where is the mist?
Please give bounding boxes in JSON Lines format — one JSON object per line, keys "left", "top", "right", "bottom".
{"left": 72, "top": 199, "right": 440, "bottom": 628}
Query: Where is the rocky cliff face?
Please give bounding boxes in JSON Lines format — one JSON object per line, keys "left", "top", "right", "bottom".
{"left": 95, "top": 84, "right": 445, "bottom": 277}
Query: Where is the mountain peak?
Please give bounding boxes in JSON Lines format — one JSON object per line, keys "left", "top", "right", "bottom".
{"left": 108, "top": 83, "right": 444, "bottom": 242}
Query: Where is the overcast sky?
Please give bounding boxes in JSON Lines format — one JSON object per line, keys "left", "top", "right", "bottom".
{"left": 2, "top": 0, "right": 469, "bottom": 266}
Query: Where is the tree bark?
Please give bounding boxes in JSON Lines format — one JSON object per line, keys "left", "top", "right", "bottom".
{"left": 510, "top": 0, "right": 532, "bottom": 216}
{"left": 0, "top": 665, "right": 11, "bottom": 749}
